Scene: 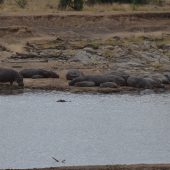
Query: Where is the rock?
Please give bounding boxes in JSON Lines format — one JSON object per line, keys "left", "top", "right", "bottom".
{"left": 69, "top": 51, "right": 104, "bottom": 64}
{"left": 75, "top": 81, "right": 95, "bottom": 87}
{"left": 100, "top": 82, "right": 118, "bottom": 88}
{"left": 83, "top": 47, "right": 97, "bottom": 54}
{"left": 66, "top": 69, "right": 84, "bottom": 80}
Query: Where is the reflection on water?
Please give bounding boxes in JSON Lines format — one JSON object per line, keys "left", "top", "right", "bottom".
{"left": 0, "top": 91, "right": 170, "bottom": 169}
{"left": 0, "top": 89, "right": 24, "bottom": 95}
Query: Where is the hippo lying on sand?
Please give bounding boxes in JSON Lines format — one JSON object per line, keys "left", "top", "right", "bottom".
{"left": 100, "top": 82, "right": 118, "bottom": 88}
{"left": 164, "top": 72, "right": 170, "bottom": 82}
{"left": 0, "top": 68, "right": 24, "bottom": 87}
{"left": 69, "top": 75, "right": 126, "bottom": 86}
{"left": 20, "top": 69, "right": 59, "bottom": 79}
{"left": 105, "top": 71, "right": 129, "bottom": 81}
{"left": 127, "top": 76, "right": 164, "bottom": 89}
{"left": 75, "top": 81, "right": 95, "bottom": 87}
{"left": 66, "top": 69, "right": 84, "bottom": 80}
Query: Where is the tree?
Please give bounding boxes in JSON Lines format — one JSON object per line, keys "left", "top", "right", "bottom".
{"left": 58, "top": 0, "right": 84, "bottom": 11}
{"left": 0, "top": 0, "right": 4, "bottom": 4}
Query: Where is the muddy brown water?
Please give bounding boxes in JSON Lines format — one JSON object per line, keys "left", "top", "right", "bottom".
{"left": 0, "top": 91, "right": 170, "bottom": 169}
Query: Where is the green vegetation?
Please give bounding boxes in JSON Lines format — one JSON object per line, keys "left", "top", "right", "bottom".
{"left": 58, "top": 0, "right": 165, "bottom": 10}
{"left": 0, "top": 0, "right": 4, "bottom": 4}
{"left": 58, "top": 0, "right": 84, "bottom": 10}
{"left": 15, "top": 0, "right": 27, "bottom": 8}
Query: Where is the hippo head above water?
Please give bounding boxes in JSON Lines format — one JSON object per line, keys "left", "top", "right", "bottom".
{"left": 16, "top": 74, "right": 24, "bottom": 87}
{"left": 49, "top": 71, "right": 59, "bottom": 78}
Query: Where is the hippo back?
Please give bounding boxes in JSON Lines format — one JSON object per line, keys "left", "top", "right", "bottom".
{"left": 69, "top": 74, "right": 126, "bottom": 86}
{"left": 20, "top": 69, "right": 59, "bottom": 78}
{"left": 15, "top": 73, "right": 24, "bottom": 87}
{"left": 0, "top": 68, "right": 24, "bottom": 86}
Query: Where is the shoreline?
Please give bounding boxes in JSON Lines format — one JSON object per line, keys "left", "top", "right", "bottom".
{"left": 0, "top": 82, "right": 170, "bottom": 95}
{"left": 4, "top": 164, "right": 170, "bottom": 170}
{"left": 0, "top": 11, "right": 170, "bottom": 94}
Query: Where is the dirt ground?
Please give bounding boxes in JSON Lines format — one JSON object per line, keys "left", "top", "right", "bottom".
{"left": 0, "top": 11, "right": 170, "bottom": 93}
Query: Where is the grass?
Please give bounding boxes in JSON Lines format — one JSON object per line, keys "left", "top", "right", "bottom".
{"left": 0, "top": 0, "right": 170, "bottom": 13}
{"left": 102, "top": 49, "right": 114, "bottom": 58}
{"left": 86, "top": 39, "right": 101, "bottom": 49}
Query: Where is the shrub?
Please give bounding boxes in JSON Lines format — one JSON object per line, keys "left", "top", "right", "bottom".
{"left": 73, "top": 0, "right": 84, "bottom": 10}
{"left": 58, "top": 0, "right": 84, "bottom": 10}
{"left": 0, "top": 0, "right": 4, "bottom": 4}
{"left": 58, "top": 0, "right": 71, "bottom": 9}
{"left": 15, "top": 0, "right": 27, "bottom": 8}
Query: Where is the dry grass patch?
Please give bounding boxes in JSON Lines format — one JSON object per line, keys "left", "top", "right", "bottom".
{"left": 0, "top": 0, "right": 170, "bottom": 13}
{"left": 84, "top": 1, "right": 170, "bottom": 12}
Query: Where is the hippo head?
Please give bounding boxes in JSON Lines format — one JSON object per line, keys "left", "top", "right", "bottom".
{"left": 16, "top": 74, "right": 24, "bottom": 87}
{"left": 49, "top": 71, "right": 59, "bottom": 78}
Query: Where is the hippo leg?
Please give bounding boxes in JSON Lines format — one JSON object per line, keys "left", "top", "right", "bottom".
{"left": 10, "top": 81, "right": 13, "bottom": 86}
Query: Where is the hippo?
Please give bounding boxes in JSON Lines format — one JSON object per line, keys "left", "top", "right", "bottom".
{"left": 75, "top": 81, "right": 95, "bottom": 87}
{"left": 66, "top": 69, "right": 84, "bottom": 80}
{"left": 19, "top": 69, "right": 59, "bottom": 79}
{"left": 127, "top": 76, "right": 164, "bottom": 89}
{"left": 69, "top": 75, "right": 126, "bottom": 86}
{"left": 145, "top": 73, "right": 170, "bottom": 84}
{"left": 105, "top": 71, "right": 129, "bottom": 83}
{"left": 32, "top": 75, "right": 44, "bottom": 79}
{"left": 164, "top": 72, "right": 170, "bottom": 82}
{"left": 0, "top": 68, "right": 24, "bottom": 87}
{"left": 100, "top": 82, "right": 118, "bottom": 88}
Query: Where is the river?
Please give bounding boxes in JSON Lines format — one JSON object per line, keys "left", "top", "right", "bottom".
{"left": 0, "top": 91, "right": 170, "bottom": 169}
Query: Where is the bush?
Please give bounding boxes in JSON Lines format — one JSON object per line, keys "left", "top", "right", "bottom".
{"left": 58, "top": 0, "right": 71, "bottom": 9}
{"left": 73, "top": 0, "right": 84, "bottom": 10}
{"left": 0, "top": 0, "right": 4, "bottom": 4}
{"left": 15, "top": 0, "right": 27, "bottom": 8}
{"left": 58, "top": 0, "right": 84, "bottom": 10}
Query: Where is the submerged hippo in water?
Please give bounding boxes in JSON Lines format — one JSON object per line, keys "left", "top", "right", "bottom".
{"left": 20, "top": 69, "right": 59, "bottom": 79}
{"left": 69, "top": 75, "right": 126, "bottom": 87}
{"left": 0, "top": 68, "right": 24, "bottom": 87}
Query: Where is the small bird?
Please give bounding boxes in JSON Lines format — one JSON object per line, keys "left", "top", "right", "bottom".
{"left": 51, "top": 157, "right": 59, "bottom": 162}
{"left": 61, "top": 160, "right": 66, "bottom": 164}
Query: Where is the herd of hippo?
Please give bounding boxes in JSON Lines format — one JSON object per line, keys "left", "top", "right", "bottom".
{"left": 0, "top": 68, "right": 170, "bottom": 90}
{"left": 0, "top": 68, "right": 59, "bottom": 87}
{"left": 67, "top": 70, "right": 170, "bottom": 89}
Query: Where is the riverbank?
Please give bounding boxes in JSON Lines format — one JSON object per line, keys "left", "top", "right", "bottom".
{"left": 5, "top": 164, "right": 170, "bottom": 170}
{"left": 0, "top": 12, "right": 170, "bottom": 93}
